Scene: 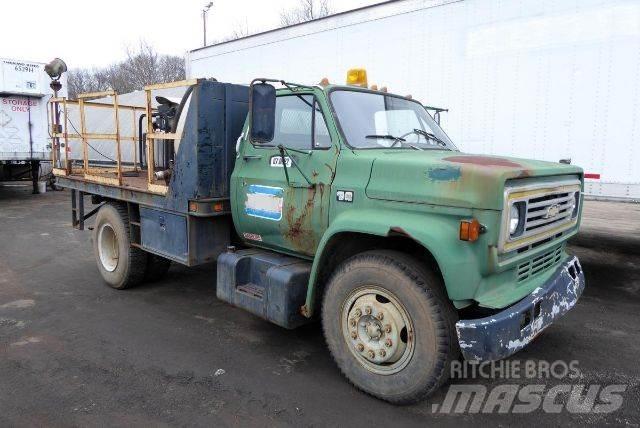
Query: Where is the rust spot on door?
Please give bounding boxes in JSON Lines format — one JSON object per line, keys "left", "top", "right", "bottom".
{"left": 283, "top": 185, "right": 318, "bottom": 255}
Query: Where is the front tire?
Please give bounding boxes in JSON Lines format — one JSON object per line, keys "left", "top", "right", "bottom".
{"left": 93, "top": 203, "right": 146, "bottom": 289}
{"left": 321, "top": 250, "right": 459, "bottom": 404}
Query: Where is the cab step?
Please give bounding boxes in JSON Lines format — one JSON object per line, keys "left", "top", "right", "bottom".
{"left": 216, "top": 248, "right": 312, "bottom": 329}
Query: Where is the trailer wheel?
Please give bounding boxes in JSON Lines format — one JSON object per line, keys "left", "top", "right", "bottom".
{"left": 93, "top": 203, "right": 146, "bottom": 289}
{"left": 321, "top": 250, "right": 459, "bottom": 404}
{"left": 144, "top": 254, "right": 171, "bottom": 282}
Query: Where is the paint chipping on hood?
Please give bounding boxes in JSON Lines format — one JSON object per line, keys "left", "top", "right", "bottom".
{"left": 365, "top": 151, "right": 583, "bottom": 210}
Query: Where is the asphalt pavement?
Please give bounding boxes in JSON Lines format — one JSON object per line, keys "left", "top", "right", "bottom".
{"left": 0, "top": 185, "right": 638, "bottom": 427}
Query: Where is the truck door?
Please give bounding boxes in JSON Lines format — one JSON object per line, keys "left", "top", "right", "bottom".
{"left": 233, "top": 93, "right": 336, "bottom": 257}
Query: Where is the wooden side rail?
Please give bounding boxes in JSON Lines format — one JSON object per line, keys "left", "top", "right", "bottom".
{"left": 49, "top": 94, "right": 146, "bottom": 178}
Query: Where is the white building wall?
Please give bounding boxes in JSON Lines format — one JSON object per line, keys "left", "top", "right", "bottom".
{"left": 187, "top": 0, "right": 640, "bottom": 200}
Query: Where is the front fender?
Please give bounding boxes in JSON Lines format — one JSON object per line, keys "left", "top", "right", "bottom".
{"left": 302, "top": 207, "right": 486, "bottom": 317}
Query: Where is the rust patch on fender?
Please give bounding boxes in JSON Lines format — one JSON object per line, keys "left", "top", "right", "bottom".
{"left": 444, "top": 155, "right": 522, "bottom": 168}
{"left": 388, "top": 226, "right": 412, "bottom": 237}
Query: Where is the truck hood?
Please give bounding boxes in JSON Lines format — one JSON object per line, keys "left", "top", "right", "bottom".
{"left": 365, "top": 151, "right": 583, "bottom": 210}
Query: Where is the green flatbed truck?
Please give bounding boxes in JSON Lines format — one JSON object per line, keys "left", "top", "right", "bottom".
{"left": 52, "top": 70, "right": 585, "bottom": 403}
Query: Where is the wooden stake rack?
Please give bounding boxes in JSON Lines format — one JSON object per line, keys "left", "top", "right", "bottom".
{"left": 49, "top": 79, "right": 200, "bottom": 196}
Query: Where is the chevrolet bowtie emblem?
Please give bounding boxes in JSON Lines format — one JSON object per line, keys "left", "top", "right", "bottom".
{"left": 544, "top": 204, "right": 560, "bottom": 219}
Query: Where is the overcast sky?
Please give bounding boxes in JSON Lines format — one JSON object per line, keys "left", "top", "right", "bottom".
{"left": 3, "top": 0, "right": 379, "bottom": 69}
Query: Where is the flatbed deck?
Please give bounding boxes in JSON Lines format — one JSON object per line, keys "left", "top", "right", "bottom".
{"left": 55, "top": 168, "right": 170, "bottom": 210}
{"left": 54, "top": 168, "right": 165, "bottom": 192}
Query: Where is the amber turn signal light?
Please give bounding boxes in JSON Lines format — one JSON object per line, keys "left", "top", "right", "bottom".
{"left": 460, "top": 219, "right": 481, "bottom": 242}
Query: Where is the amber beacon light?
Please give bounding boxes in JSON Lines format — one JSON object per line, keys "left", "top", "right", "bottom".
{"left": 346, "top": 68, "right": 368, "bottom": 87}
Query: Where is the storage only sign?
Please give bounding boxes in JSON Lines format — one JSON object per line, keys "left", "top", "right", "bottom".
{"left": 0, "top": 58, "right": 57, "bottom": 160}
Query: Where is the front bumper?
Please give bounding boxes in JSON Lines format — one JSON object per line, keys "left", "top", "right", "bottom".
{"left": 456, "top": 255, "right": 585, "bottom": 361}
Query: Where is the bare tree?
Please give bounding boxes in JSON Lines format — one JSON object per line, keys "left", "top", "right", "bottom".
{"left": 158, "top": 55, "right": 187, "bottom": 83}
{"left": 67, "top": 68, "right": 101, "bottom": 99}
{"left": 65, "top": 42, "right": 185, "bottom": 98}
{"left": 222, "top": 21, "right": 251, "bottom": 42}
{"left": 280, "top": 0, "right": 331, "bottom": 26}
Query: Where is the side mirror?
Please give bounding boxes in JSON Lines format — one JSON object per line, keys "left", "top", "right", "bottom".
{"left": 250, "top": 82, "right": 276, "bottom": 143}
{"left": 433, "top": 111, "right": 441, "bottom": 125}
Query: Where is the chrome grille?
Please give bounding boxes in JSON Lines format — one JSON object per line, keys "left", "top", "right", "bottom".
{"left": 524, "top": 192, "right": 575, "bottom": 233}
{"left": 517, "top": 246, "right": 563, "bottom": 282}
{"left": 500, "top": 179, "right": 581, "bottom": 253}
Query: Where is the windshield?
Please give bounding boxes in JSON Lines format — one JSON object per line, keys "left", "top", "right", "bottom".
{"left": 330, "top": 90, "right": 457, "bottom": 150}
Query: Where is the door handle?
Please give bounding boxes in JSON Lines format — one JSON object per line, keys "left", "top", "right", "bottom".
{"left": 243, "top": 154, "right": 262, "bottom": 161}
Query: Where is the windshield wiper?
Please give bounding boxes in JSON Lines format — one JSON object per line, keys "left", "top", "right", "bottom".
{"left": 365, "top": 134, "right": 406, "bottom": 147}
{"left": 411, "top": 129, "right": 448, "bottom": 148}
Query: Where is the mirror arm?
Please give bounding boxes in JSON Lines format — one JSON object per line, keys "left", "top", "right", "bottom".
{"left": 284, "top": 146, "right": 312, "bottom": 155}
{"left": 278, "top": 145, "right": 292, "bottom": 186}
{"left": 278, "top": 145, "right": 314, "bottom": 188}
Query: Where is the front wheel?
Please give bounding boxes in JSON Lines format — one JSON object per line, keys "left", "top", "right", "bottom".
{"left": 321, "top": 250, "right": 459, "bottom": 404}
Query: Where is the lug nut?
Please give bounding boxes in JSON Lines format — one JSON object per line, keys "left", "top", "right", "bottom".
{"left": 384, "top": 324, "right": 392, "bottom": 333}
{"left": 377, "top": 312, "right": 384, "bottom": 320}
{"left": 350, "top": 318, "right": 356, "bottom": 327}
{"left": 356, "top": 343, "right": 364, "bottom": 352}
{"left": 379, "top": 349, "right": 386, "bottom": 357}
{"left": 368, "top": 350, "right": 376, "bottom": 359}
{"left": 350, "top": 331, "right": 357, "bottom": 339}
{"left": 385, "top": 339, "right": 392, "bottom": 348}
{"left": 354, "top": 308, "right": 362, "bottom": 317}
{"left": 365, "top": 306, "right": 372, "bottom": 315}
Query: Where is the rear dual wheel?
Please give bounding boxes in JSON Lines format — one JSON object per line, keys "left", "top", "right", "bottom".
{"left": 322, "top": 250, "right": 459, "bottom": 404}
{"left": 93, "top": 203, "right": 171, "bottom": 289}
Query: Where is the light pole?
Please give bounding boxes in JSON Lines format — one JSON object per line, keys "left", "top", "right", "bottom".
{"left": 202, "top": 2, "right": 213, "bottom": 47}
{"left": 44, "top": 58, "right": 67, "bottom": 175}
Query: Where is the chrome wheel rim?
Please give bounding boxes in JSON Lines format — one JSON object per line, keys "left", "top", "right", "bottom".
{"left": 98, "top": 223, "right": 119, "bottom": 272}
{"left": 341, "top": 286, "right": 414, "bottom": 375}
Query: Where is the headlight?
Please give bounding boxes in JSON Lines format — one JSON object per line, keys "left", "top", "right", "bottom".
{"left": 509, "top": 204, "right": 520, "bottom": 235}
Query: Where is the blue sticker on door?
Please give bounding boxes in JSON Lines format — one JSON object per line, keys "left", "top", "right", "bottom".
{"left": 245, "top": 185, "right": 284, "bottom": 221}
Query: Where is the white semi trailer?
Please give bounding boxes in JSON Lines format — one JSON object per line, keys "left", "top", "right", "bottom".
{"left": 0, "top": 58, "right": 66, "bottom": 192}
{"left": 187, "top": 0, "right": 640, "bottom": 201}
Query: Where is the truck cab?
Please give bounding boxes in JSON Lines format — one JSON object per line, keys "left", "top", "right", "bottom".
{"left": 52, "top": 72, "right": 585, "bottom": 404}
{"left": 227, "top": 72, "right": 585, "bottom": 400}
